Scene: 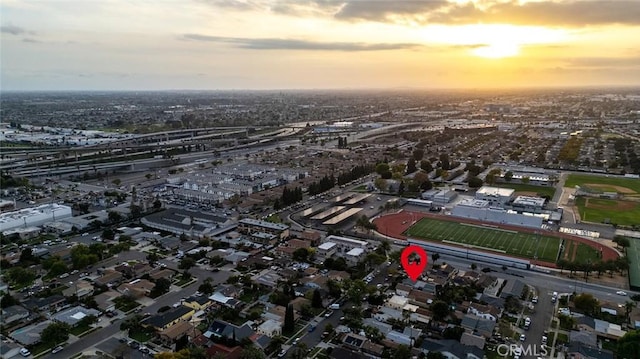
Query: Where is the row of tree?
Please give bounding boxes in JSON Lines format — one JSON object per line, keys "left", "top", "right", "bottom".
{"left": 556, "top": 257, "right": 629, "bottom": 279}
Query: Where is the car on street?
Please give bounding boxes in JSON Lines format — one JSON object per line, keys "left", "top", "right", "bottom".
{"left": 20, "top": 348, "right": 31, "bottom": 357}
{"left": 520, "top": 334, "right": 526, "bottom": 342}
{"left": 616, "top": 291, "right": 627, "bottom": 296}
{"left": 324, "top": 310, "right": 333, "bottom": 317}
{"left": 52, "top": 346, "right": 64, "bottom": 354}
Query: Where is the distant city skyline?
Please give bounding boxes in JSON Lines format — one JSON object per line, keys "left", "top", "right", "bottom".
{"left": 1, "top": 0, "right": 639, "bottom": 91}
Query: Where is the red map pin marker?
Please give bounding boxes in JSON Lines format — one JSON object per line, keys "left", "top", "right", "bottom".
{"left": 401, "top": 245, "right": 428, "bottom": 281}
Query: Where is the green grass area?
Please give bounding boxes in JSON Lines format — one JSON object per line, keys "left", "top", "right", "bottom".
{"left": 405, "top": 218, "right": 561, "bottom": 262}
{"left": 493, "top": 183, "right": 556, "bottom": 198}
{"left": 70, "top": 323, "right": 91, "bottom": 336}
{"left": 352, "top": 185, "right": 368, "bottom": 193}
{"left": 565, "top": 173, "right": 640, "bottom": 193}
{"left": 129, "top": 329, "right": 153, "bottom": 343}
{"left": 575, "top": 197, "right": 640, "bottom": 226}
{"left": 628, "top": 237, "right": 640, "bottom": 291}
{"left": 574, "top": 243, "right": 603, "bottom": 264}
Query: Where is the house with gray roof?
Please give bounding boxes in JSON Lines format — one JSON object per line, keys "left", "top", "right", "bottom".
{"left": 420, "top": 338, "right": 483, "bottom": 359}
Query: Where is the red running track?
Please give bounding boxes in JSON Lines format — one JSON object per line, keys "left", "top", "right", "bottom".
{"left": 373, "top": 211, "right": 620, "bottom": 268}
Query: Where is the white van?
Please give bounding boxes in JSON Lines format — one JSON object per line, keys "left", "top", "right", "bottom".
{"left": 329, "top": 303, "right": 340, "bottom": 310}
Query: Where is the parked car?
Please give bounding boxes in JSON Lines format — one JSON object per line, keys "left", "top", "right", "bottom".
{"left": 20, "top": 348, "right": 31, "bottom": 357}
{"left": 52, "top": 346, "right": 64, "bottom": 354}
{"left": 616, "top": 291, "right": 627, "bottom": 296}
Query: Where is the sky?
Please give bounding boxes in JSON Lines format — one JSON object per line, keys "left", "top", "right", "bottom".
{"left": 1, "top": 0, "right": 639, "bottom": 91}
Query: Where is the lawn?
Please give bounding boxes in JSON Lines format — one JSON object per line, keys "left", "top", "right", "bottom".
{"left": 565, "top": 173, "right": 640, "bottom": 194}
{"left": 70, "top": 323, "right": 91, "bottom": 336}
{"left": 493, "top": 183, "right": 557, "bottom": 198}
{"left": 575, "top": 197, "right": 640, "bottom": 226}
{"left": 129, "top": 329, "right": 153, "bottom": 343}
{"left": 405, "top": 218, "right": 561, "bottom": 262}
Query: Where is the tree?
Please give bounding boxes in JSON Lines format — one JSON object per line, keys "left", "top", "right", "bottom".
{"left": 108, "top": 211, "right": 122, "bottom": 224}
{"left": 179, "top": 257, "right": 196, "bottom": 271}
{"left": 5, "top": 267, "right": 36, "bottom": 287}
{"left": 120, "top": 314, "right": 145, "bottom": 334}
{"left": 153, "top": 198, "right": 162, "bottom": 209}
{"left": 430, "top": 300, "right": 450, "bottom": 321}
{"left": 420, "top": 160, "right": 433, "bottom": 173}
{"left": 427, "top": 352, "right": 447, "bottom": 359}
{"left": 312, "top": 289, "right": 323, "bottom": 308}
{"left": 468, "top": 176, "right": 483, "bottom": 188}
{"left": 413, "top": 149, "right": 424, "bottom": 161}
{"left": 392, "top": 344, "right": 412, "bottom": 359}
{"left": 198, "top": 278, "right": 215, "bottom": 295}
{"left": 375, "top": 163, "right": 390, "bottom": 176}
{"left": 112, "top": 178, "right": 121, "bottom": 187}
{"left": 1, "top": 294, "right": 18, "bottom": 308}
{"left": 292, "top": 248, "right": 310, "bottom": 262}
{"left": 284, "top": 303, "right": 295, "bottom": 333}
{"left": 504, "top": 171, "right": 513, "bottom": 182}
{"left": 573, "top": 293, "right": 600, "bottom": 316}
{"left": 624, "top": 301, "right": 635, "bottom": 324}
{"left": 374, "top": 178, "right": 387, "bottom": 192}
{"left": 41, "top": 322, "right": 71, "bottom": 345}
{"left": 617, "top": 329, "right": 640, "bottom": 359}
{"left": 150, "top": 277, "right": 172, "bottom": 297}
{"left": 406, "top": 158, "right": 417, "bottom": 174}
{"left": 19, "top": 248, "right": 36, "bottom": 264}
{"left": 48, "top": 260, "right": 69, "bottom": 277}
{"left": 240, "top": 345, "right": 266, "bottom": 359}
{"left": 432, "top": 253, "right": 440, "bottom": 264}
{"left": 102, "top": 227, "right": 115, "bottom": 240}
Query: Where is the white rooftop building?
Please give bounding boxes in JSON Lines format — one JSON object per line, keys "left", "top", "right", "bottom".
{"left": 0, "top": 204, "right": 72, "bottom": 232}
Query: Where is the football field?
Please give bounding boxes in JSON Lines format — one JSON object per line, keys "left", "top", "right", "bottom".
{"left": 405, "top": 218, "right": 562, "bottom": 262}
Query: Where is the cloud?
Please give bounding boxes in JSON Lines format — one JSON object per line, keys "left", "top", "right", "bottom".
{"left": 1, "top": 25, "right": 34, "bottom": 36}
{"left": 436, "top": 0, "right": 640, "bottom": 27}
{"left": 334, "top": 0, "right": 448, "bottom": 22}
{"left": 562, "top": 57, "right": 640, "bottom": 68}
{"left": 22, "top": 38, "right": 42, "bottom": 43}
{"left": 183, "top": 33, "right": 421, "bottom": 51}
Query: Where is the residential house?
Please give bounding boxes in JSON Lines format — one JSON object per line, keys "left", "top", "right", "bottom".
{"left": 460, "top": 332, "right": 486, "bottom": 350}
{"left": 330, "top": 347, "right": 367, "bottom": 359}
{"left": 94, "top": 291, "right": 120, "bottom": 312}
{"left": 499, "top": 279, "right": 525, "bottom": 299}
{"left": 567, "top": 342, "right": 614, "bottom": 359}
{"left": 183, "top": 295, "right": 213, "bottom": 311}
{"left": 22, "top": 295, "right": 66, "bottom": 313}
{"left": 1, "top": 305, "right": 30, "bottom": 324}
{"left": 143, "top": 305, "right": 195, "bottom": 331}
{"left": 461, "top": 314, "right": 496, "bottom": 338}
{"left": 343, "top": 333, "right": 366, "bottom": 350}
{"left": 205, "top": 344, "right": 242, "bottom": 359}
{"left": 149, "top": 268, "right": 175, "bottom": 281}
{"left": 467, "top": 303, "right": 501, "bottom": 322}
{"left": 204, "top": 320, "right": 255, "bottom": 341}
{"left": 570, "top": 330, "right": 597, "bottom": 347}
{"left": 93, "top": 270, "right": 124, "bottom": 288}
{"left": 117, "top": 279, "right": 155, "bottom": 298}
{"left": 159, "top": 321, "right": 200, "bottom": 346}
{"left": 257, "top": 319, "right": 282, "bottom": 337}
{"left": 421, "top": 338, "right": 484, "bottom": 359}
{"left": 298, "top": 229, "right": 321, "bottom": 246}
{"left": 362, "top": 340, "right": 385, "bottom": 358}
{"left": 62, "top": 280, "right": 94, "bottom": 298}
{"left": 52, "top": 306, "right": 101, "bottom": 326}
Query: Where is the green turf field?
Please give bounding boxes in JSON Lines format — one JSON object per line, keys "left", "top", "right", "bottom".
{"left": 575, "top": 197, "right": 640, "bottom": 226}
{"left": 405, "top": 218, "right": 561, "bottom": 262}
{"left": 565, "top": 174, "right": 640, "bottom": 193}
{"left": 627, "top": 237, "right": 640, "bottom": 291}
{"left": 493, "top": 183, "right": 557, "bottom": 198}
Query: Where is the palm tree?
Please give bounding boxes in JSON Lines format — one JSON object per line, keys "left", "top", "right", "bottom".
{"left": 624, "top": 301, "right": 635, "bottom": 324}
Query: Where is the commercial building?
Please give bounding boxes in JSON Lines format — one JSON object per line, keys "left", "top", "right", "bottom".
{"left": 421, "top": 188, "right": 458, "bottom": 205}
{"left": 475, "top": 186, "right": 515, "bottom": 207}
{"left": 323, "top": 235, "right": 369, "bottom": 254}
{"left": 451, "top": 199, "right": 543, "bottom": 229}
{"left": 0, "top": 204, "right": 72, "bottom": 232}
{"left": 238, "top": 218, "right": 289, "bottom": 240}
